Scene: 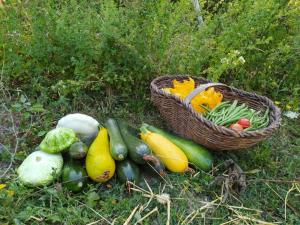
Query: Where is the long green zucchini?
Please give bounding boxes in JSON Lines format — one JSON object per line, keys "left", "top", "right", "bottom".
{"left": 105, "top": 118, "right": 128, "bottom": 161}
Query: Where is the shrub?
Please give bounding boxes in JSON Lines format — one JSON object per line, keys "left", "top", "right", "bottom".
{"left": 0, "top": 0, "right": 299, "bottom": 108}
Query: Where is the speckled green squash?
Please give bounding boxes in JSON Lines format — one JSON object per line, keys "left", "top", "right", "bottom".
{"left": 40, "top": 127, "right": 77, "bottom": 154}
{"left": 62, "top": 160, "right": 87, "bottom": 193}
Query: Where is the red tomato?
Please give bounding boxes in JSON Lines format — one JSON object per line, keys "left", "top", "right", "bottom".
{"left": 230, "top": 123, "right": 244, "bottom": 131}
{"left": 237, "top": 118, "right": 251, "bottom": 128}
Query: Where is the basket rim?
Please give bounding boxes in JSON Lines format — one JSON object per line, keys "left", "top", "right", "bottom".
{"left": 150, "top": 75, "right": 281, "bottom": 138}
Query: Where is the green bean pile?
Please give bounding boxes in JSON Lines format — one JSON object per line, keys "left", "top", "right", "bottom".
{"left": 202, "top": 100, "right": 269, "bottom": 131}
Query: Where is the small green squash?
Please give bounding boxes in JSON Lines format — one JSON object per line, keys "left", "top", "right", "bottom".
{"left": 62, "top": 160, "right": 87, "bottom": 193}
{"left": 68, "top": 141, "right": 88, "bottom": 159}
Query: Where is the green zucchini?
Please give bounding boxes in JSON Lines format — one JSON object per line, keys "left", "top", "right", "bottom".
{"left": 105, "top": 118, "right": 128, "bottom": 161}
{"left": 68, "top": 141, "right": 88, "bottom": 159}
{"left": 62, "top": 160, "right": 87, "bottom": 193}
{"left": 142, "top": 124, "right": 213, "bottom": 171}
{"left": 118, "top": 120, "right": 165, "bottom": 176}
{"left": 117, "top": 119, "right": 139, "bottom": 136}
{"left": 116, "top": 159, "right": 140, "bottom": 183}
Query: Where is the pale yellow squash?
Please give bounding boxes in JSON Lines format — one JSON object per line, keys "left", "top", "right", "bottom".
{"left": 141, "top": 130, "right": 188, "bottom": 173}
{"left": 85, "top": 128, "right": 115, "bottom": 182}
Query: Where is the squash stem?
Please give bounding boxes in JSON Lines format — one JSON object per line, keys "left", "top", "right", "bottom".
{"left": 185, "top": 167, "right": 195, "bottom": 174}
{"left": 140, "top": 126, "right": 149, "bottom": 134}
{"left": 143, "top": 155, "right": 166, "bottom": 176}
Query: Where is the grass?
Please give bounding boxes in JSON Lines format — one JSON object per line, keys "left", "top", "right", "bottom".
{"left": 0, "top": 92, "right": 299, "bottom": 225}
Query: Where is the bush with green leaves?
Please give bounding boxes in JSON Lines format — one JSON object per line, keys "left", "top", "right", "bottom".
{"left": 0, "top": 0, "right": 299, "bottom": 108}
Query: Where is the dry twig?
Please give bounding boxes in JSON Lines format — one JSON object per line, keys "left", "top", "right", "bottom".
{"left": 74, "top": 199, "right": 112, "bottom": 225}
{"left": 123, "top": 205, "right": 140, "bottom": 225}
{"left": 134, "top": 207, "right": 158, "bottom": 225}
{"left": 265, "top": 182, "right": 299, "bottom": 217}
{"left": 235, "top": 215, "right": 278, "bottom": 225}
{"left": 249, "top": 178, "right": 300, "bottom": 184}
{"left": 0, "top": 104, "right": 19, "bottom": 178}
{"left": 128, "top": 180, "right": 171, "bottom": 225}
{"left": 284, "top": 183, "right": 300, "bottom": 221}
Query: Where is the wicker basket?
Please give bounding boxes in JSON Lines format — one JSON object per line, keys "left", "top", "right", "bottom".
{"left": 150, "top": 75, "right": 281, "bottom": 151}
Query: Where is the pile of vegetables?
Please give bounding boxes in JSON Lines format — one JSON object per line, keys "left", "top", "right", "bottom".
{"left": 17, "top": 114, "right": 213, "bottom": 192}
{"left": 162, "top": 78, "right": 270, "bottom": 131}
{"left": 17, "top": 79, "right": 271, "bottom": 191}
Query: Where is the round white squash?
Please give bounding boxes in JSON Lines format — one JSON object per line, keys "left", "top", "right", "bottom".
{"left": 17, "top": 151, "right": 63, "bottom": 187}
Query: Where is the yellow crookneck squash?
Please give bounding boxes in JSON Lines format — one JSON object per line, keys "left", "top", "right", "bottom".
{"left": 141, "top": 128, "right": 188, "bottom": 173}
{"left": 85, "top": 127, "right": 116, "bottom": 183}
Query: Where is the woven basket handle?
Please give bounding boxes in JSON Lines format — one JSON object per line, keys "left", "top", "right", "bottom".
{"left": 184, "top": 82, "right": 227, "bottom": 105}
